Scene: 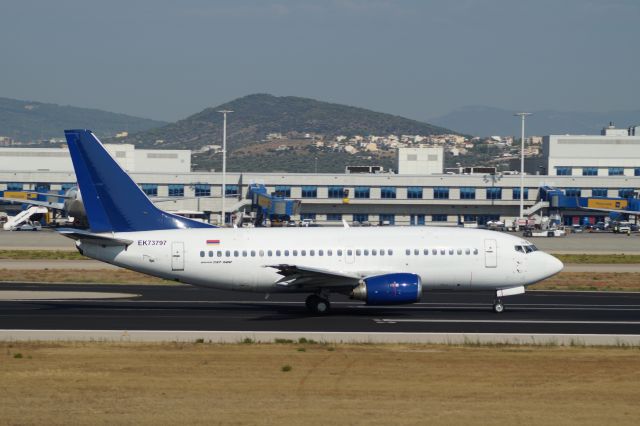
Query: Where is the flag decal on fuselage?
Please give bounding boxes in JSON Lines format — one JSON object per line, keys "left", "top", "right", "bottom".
{"left": 206, "top": 239, "right": 221, "bottom": 245}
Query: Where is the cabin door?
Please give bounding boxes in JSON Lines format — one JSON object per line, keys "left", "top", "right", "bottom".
{"left": 484, "top": 239, "right": 497, "bottom": 268}
{"left": 171, "top": 241, "right": 185, "bottom": 271}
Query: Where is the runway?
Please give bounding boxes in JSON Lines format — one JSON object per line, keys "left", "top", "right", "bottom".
{"left": 1, "top": 283, "right": 639, "bottom": 336}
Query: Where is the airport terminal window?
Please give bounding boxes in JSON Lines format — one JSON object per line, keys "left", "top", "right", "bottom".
{"left": 354, "top": 187, "right": 370, "bottom": 199}
{"left": 225, "top": 185, "right": 238, "bottom": 197}
{"left": 381, "top": 187, "right": 396, "bottom": 199}
{"left": 379, "top": 214, "right": 395, "bottom": 225}
{"left": 486, "top": 187, "right": 502, "bottom": 200}
{"left": 407, "top": 187, "right": 423, "bottom": 199}
{"left": 6, "top": 182, "right": 23, "bottom": 191}
{"left": 168, "top": 184, "right": 184, "bottom": 197}
{"left": 141, "top": 184, "right": 158, "bottom": 197}
{"left": 556, "top": 167, "right": 572, "bottom": 176}
{"left": 432, "top": 214, "right": 447, "bottom": 222}
{"left": 512, "top": 188, "right": 529, "bottom": 200}
{"left": 327, "top": 213, "right": 342, "bottom": 221}
{"left": 619, "top": 188, "right": 635, "bottom": 198}
{"left": 463, "top": 215, "right": 476, "bottom": 222}
{"left": 195, "top": 184, "right": 210, "bottom": 197}
{"left": 328, "top": 186, "right": 344, "bottom": 199}
{"left": 460, "top": 187, "right": 476, "bottom": 200}
{"left": 433, "top": 187, "right": 449, "bottom": 199}
{"left": 61, "top": 183, "right": 75, "bottom": 191}
{"left": 608, "top": 167, "right": 624, "bottom": 176}
{"left": 582, "top": 167, "right": 598, "bottom": 176}
{"left": 353, "top": 213, "right": 369, "bottom": 223}
{"left": 565, "top": 188, "right": 581, "bottom": 197}
{"left": 635, "top": 168, "right": 640, "bottom": 177}
{"left": 591, "top": 188, "right": 607, "bottom": 197}
{"left": 300, "top": 213, "right": 316, "bottom": 220}
{"left": 275, "top": 186, "right": 291, "bottom": 197}
{"left": 301, "top": 186, "right": 317, "bottom": 198}
{"left": 410, "top": 215, "right": 425, "bottom": 225}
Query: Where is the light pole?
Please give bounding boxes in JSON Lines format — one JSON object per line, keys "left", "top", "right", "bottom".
{"left": 514, "top": 112, "right": 531, "bottom": 221}
{"left": 218, "top": 110, "right": 233, "bottom": 226}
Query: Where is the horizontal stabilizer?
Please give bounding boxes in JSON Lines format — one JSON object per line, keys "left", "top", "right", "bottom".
{"left": 57, "top": 228, "right": 133, "bottom": 247}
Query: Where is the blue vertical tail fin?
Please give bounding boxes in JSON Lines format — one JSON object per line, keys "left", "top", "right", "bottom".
{"left": 64, "top": 129, "right": 214, "bottom": 232}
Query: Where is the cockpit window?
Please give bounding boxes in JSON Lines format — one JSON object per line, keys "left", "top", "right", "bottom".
{"left": 516, "top": 244, "right": 538, "bottom": 254}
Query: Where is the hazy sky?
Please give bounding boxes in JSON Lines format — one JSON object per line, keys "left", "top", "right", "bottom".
{"left": 1, "top": 0, "right": 638, "bottom": 122}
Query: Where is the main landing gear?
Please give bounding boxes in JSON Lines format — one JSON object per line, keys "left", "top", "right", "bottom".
{"left": 305, "top": 294, "right": 331, "bottom": 314}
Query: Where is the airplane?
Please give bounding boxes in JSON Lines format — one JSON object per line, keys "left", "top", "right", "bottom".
{"left": 58, "top": 129, "right": 564, "bottom": 314}
{"left": 0, "top": 186, "right": 86, "bottom": 226}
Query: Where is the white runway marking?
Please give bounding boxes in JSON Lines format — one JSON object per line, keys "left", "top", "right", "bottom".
{"left": 0, "top": 291, "right": 139, "bottom": 300}
{"left": 375, "top": 318, "right": 640, "bottom": 325}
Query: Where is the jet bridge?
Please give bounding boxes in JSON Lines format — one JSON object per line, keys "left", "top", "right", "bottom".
{"left": 247, "top": 184, "right": 300, "bottom": 226}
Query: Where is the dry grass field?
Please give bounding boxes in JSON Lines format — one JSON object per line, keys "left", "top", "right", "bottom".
{"left": 1, "top": 342, "right": 639, "bottom": 425}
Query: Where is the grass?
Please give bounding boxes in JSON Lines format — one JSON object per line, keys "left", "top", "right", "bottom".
{"left": 0, "top": 268, "right": 174, "bottom": 285}
{"left": 554, "top": 254, "right": 640, "bottom": 264}
{"left": 0, "top": 249, "right": 86, "bottom": 260}
{"left": 530, "top": 272, "right": 640, "bottom": 292}
{"left": 1, "top": 342, "right": 639, "bottom": 425}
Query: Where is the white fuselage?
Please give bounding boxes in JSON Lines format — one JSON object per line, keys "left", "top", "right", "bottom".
{"left": 77, "top": 226, "right": 563, "bottom": 293}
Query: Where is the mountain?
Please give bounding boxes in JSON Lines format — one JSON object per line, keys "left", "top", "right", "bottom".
{"left": 430, "top": 106, "right": 640, "bottom": 137}
{"left": 0, "top": 97, "right": 166, "bottom": 141}
{"left": 116, "top": 94, "right": 456, "bottom": 150}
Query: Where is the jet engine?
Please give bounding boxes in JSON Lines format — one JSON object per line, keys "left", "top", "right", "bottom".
{"left": 350, "top": 273, "right": 422, "bottom": 305}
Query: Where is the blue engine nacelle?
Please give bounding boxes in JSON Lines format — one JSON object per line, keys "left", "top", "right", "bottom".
{"left": 350, "top": 273, "right": 422, "bottom": 305}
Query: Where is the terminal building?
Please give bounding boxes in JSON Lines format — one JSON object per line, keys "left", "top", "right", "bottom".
{"left": 1, "top": 125, "right": 639, "bottom": 226}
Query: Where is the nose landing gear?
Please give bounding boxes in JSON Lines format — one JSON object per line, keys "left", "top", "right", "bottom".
{"left": 492, "top": 298, "right": 505, "bottom": 313}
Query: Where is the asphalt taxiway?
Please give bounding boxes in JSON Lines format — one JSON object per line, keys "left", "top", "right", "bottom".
{"left": 1, "top": 283, "right": 639, "bottom": 339}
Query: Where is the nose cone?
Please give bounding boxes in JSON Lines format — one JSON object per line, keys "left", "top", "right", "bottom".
{"left": 527, "top": 252, "right": 564, "bottom": 284}
{"left": 547, "top": 254, "right": 564, "bottom": 276}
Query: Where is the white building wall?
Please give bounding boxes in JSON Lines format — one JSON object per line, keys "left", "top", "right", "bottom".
{"left": 544, "top": 134, "right": 640, "bottom": 176}
{"left": 396, "top": 147, "right": 444, "bottom": 174}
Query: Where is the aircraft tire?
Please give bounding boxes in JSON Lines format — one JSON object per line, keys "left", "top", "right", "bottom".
{"left": 306, "top": 295, "right": 331, "bottom": 314}
{"left": 493, "top": 302, "right": 504, "bottom": 313}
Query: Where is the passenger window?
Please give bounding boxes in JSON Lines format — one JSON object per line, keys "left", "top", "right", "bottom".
{"left": 276, "top": 250, "right": 281, "bottom": 257}
{"left": 200, "top": 251, "right": 205, "bottom": 257}
{"left": 310, "top": 250, "right": 315, "bottom": 256}
{"left": 302, "top": 250, "right": 307, "bottom": 256}
{"left": 242, "top": 250, "right": 247, "bottom": 257}
{"left": 449, "top": 249, "right": 454, "bottom": 255}
{"left": 319, "top": 249, "right": 324, "bottom": 256}
{"left": 432, "top": 249, "right": 437, "bottom": 255}
{"left": 388, "top": 249, "right": 393, "bottom": 256}
{"left": 465, "top": 249, "right": 470, "bottom": 255}
{"left": 327, "top": 249, "right": 332, "bottom": 256}
{"left": 347, "top": 249, "right": 353, "bottom": 256}
{"left": 234, "top": 250, "right": 239, "bottom": 257}
{"left": 284, "top": 250, "right": 290, "bottom": 256}
{"left": 423, "top": 249, "right": 428, "bottom": 255}
{"left": 225, "top": 250, "right": 231, "bottom": 257}
{"left": 406, "top": 249, "right": 411, "bottom": 256}
{"left": 208, "top": 251, "right": 213, "bottom": 257}
{"left": 380, "top": 249, "right": 385, "bottom": 256}
{"left": 337, "top": 249, "right": 342, "bottom": 256}
{"left": 473, "top": 249, "right": 479, "bottom": 255}
{"left": 372, "top": 249, "right": 377, "bottom": 256}
{"left": 414, "top": 249, "right": 419, "bottom": 255}
{"left": 364, "top": 249, "right": 369, "bottom": 256}
{"left": 440, "top": 249, "right": 445, "bottom": 255}
{"left": 267, "top": 250, "right": 273, "bottom": 257}
{"left": 250, "top": 251, "right": 256, "bottom": 257}
{"left": 356, "top": 249, "right": 362, "bottom": 256}
{"left": 457, "top": 249, "right": 462, "bottom": 255}
{"left": 293, "top": 250, "right": 298, "bottom": 256}
{"left": 258, "top": 250, "right": 264, "bottom": 257}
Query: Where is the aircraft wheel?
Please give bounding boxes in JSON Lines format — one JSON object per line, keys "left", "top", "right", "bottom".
{"left": 306, "top": 295, "right": 331, "bottom": 314}
{"left": 493, "top": 301, "right": 505, "bottom": 313}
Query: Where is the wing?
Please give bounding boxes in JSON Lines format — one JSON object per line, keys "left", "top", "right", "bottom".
{"left": 0, "top": 197, "right": 65, "bottom": 210}
{"left": 265, "top": 264, "right": 361, "bottom": 289}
